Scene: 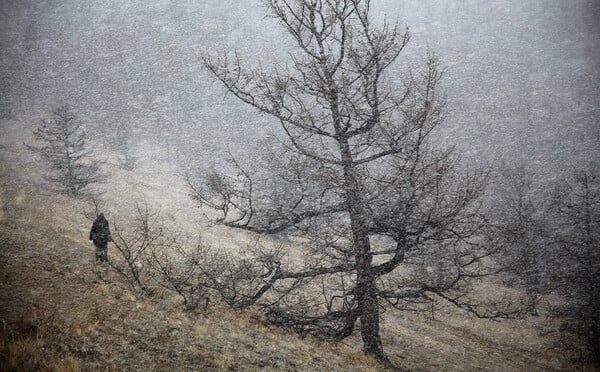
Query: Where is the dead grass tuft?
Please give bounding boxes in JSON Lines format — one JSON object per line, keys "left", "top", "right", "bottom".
{"left": 0, "top": 322, "right": 81, "bottom": 372}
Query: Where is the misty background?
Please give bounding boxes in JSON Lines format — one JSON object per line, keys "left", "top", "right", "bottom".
{"left": 1, "top": 0, "right": 599, "bottom": 178}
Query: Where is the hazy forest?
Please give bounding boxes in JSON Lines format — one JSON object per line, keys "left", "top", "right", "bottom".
{"left": 1, "top": 0, "right": 599, "bottom": 370}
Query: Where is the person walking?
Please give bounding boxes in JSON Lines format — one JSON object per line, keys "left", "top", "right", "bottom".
{"left": 90, "top": 213, "right": 111, "bottom": 263}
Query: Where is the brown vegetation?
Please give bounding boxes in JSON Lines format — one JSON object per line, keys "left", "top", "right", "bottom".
{"left": 0, "top": 182, "right": 382, "bottom": 370}
{"left": 0, "top": 125, "right": 581, "bottom": 370}
{"left": 0, "top": 158, "right": 566, "bottom": 371}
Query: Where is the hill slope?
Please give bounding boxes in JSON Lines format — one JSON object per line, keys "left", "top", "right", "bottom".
{"left": 0, "top": 182, "right": 382, "bottom": 371}
{"left": 0, "top": 121, "right": 573, "bottom": 370}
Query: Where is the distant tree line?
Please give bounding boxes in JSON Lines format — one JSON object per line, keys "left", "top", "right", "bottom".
{"left": 491, "top": 163, "right": 599, "bottom": 365}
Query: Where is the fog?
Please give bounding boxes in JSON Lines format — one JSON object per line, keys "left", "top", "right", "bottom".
{"left": 1, "top": 0, "right": 599, "bottom": 175}
{"left": 1, "top": 2, "right": 600, "bottom": 367}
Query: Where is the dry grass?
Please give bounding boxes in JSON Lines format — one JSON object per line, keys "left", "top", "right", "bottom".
{"left": 0, "top": 327, "right": 81, "bottom": 372}
{"left": 0, "top": 171, "right": 381, "bottom": 370}
{"left": 0, "top": 119, "right": 583, "bottom": 371}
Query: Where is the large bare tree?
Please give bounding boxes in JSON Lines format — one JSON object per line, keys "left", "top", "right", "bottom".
{"left": 193, "top": 0, "right": 504, "bottom": 362}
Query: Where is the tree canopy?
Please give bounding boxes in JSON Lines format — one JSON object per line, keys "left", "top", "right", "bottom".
{"left": 192, "top": 0, "right": 505, "bottom": 362}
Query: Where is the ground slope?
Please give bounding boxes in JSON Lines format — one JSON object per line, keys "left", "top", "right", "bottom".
{"left": 0, "top": 119, "right": 574, "bottom": 370}
{"left": 0, "top": 182, "right": 381, "bottom": 371}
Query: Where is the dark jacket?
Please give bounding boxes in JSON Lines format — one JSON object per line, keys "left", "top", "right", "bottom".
{"left": 90, "top": 213, "right": 111, "bottom": 245}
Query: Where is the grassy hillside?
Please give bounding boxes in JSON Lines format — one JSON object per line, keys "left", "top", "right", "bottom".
{"left": 0, "top": 180, "right": 382, "bottom": 371}
{"left": 0, "top": 119, "right": 576, "bottom": 370}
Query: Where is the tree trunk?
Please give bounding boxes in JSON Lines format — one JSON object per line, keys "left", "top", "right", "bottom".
{"left": 339, "top": 138, "right": 388, "bottom": 362}
{"left": 352, "top": 214, "right": 386, "bottom": 361}
{"left": 356, "top": 267, "right": 388, "bottom": 362}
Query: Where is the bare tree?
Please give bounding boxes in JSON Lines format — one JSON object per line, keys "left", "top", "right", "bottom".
{"left": 193, "top": 0, "right": 508, "bottom": 362}
{"left": 549, "top": 166, "right": 600, "bottom": 365}
{"left": 147, "top": 237, "right": 211, "bottom": 310}
{"left": 491, "top": 165, "right": 549, "bottom": 316}
{"left": 113, "top": 124, "right": 137, "bottom": 171}
{"left": 108, "top": 203, "right": 163, "bottom": 295}
{"left": 26, "top": 106, "right": 105, "bottom": 196}
{"left": 146, "top": 231, "right": 292, "bottom": 311}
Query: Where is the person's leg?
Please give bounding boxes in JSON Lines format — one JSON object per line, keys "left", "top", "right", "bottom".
{"left": 100, "top": 242, "right": 108, "bottom": 263}
{"left": 95, "top": 244, "right": 103, "bottom": 263}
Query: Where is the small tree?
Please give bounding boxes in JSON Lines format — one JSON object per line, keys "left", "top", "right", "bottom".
{"left": 26, "top": 106, "right": 104, "bottom": 196}
{"left": 193, "top": 0, "right": 515, "bottom": 362}
{"left": 108, "top": 203, "right": 162, "bottom": 296}
{"left": 113, "top": 124, "right": 137, "bottom": 171}
{"left": 147, "top": 237, "right": 212, "bottom": 310}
